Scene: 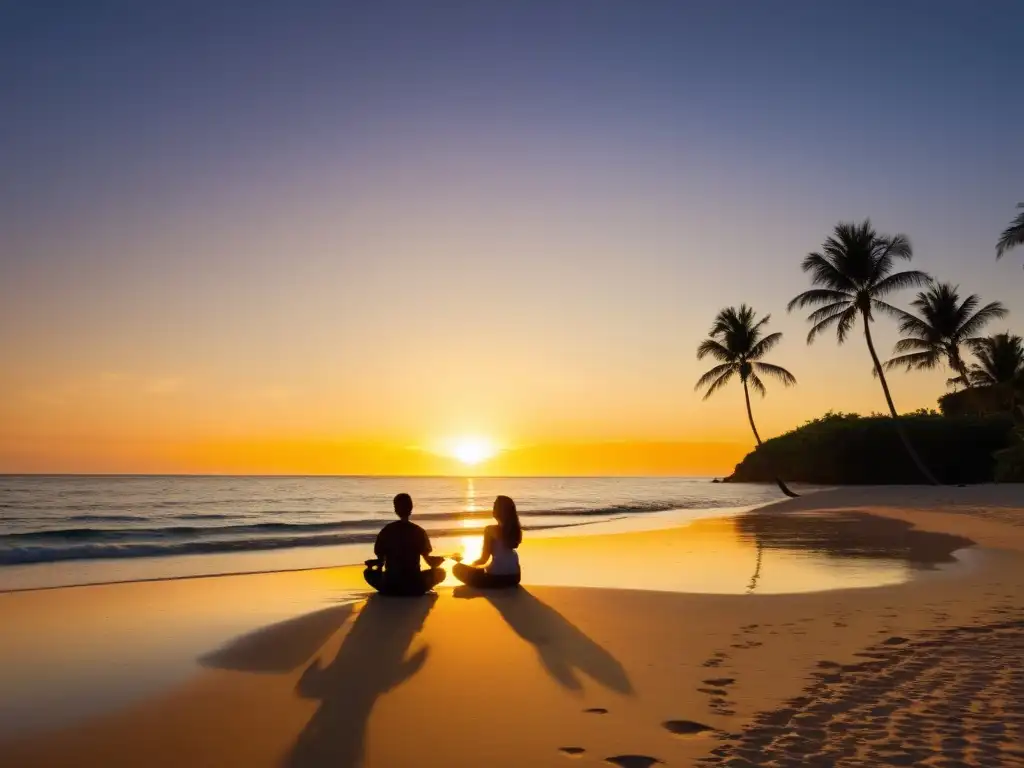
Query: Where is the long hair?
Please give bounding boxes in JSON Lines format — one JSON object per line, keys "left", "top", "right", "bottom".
{"left": 493, "top": 495, "right": 522, "bottom": 548}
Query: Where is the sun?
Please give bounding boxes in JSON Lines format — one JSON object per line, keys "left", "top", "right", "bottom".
{"left": 451, "top": 437, "right": 497, "bottom": 466}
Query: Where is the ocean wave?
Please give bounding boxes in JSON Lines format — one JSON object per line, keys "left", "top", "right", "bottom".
{"left": 0, "top": 520, "right": 599, "bottom": 566}
{"left": 3, "top": 519, "right": 379, "bottom": 543}
{"left": 66, "top": 514, "right": 151, "bottom": 524}
{"left": 1, "top": 501, "right": 682, "bottom": 545}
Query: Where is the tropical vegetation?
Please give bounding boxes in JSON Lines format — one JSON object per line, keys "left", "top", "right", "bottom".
{"left": 786, "top": 220, "right": 938, "bottom": 484}
{"left": 726, "top": 411, "right": 1014, "bottom": 485}
{"left": 996, "top": 203, "right": 1024, "bottom": 264}
{"left": 695, "top": 305, "right": 799, "bottom": 496}
{"left": 702, "top": 209, "right": 1024, "bottom": 488}
{"left": 883, "top": 282, "right": 1006, "bottom": 385}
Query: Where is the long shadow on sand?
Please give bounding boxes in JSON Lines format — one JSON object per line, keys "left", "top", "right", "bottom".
{"left": 454, "top": 587, "right": 632, "bottom": 695}
{"left": 283, "top": 594, "right": 437, "bottom": 768}
{"left": 200, "top": 603, "right": 356, "bottom": 674}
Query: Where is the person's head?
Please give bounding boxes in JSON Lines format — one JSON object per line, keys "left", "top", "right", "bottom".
{"left": 393, "top": 493, "right": 413, "bottom": 519}
{"left": 492, "top": 495, "right": 522, "bottom": 548}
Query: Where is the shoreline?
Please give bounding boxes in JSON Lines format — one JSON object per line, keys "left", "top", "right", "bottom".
{"left": 1, "top": 486, "right": 1022, "bottom": 767}
{"left": 0, "top": 501, "right": 767, "bottom": 593}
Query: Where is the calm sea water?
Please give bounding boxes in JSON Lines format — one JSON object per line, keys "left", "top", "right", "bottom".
{"left": 0, "top": 476, "right": 783, "bottom": 583}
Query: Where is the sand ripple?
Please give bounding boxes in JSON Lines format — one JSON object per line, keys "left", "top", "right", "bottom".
{"left": 699, "top": 618, "right": 1024, "bottom": 767}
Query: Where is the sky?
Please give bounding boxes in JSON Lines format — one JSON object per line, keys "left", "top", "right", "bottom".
{"left": 1, "top": 1, "right": 1023, "bottom": 475}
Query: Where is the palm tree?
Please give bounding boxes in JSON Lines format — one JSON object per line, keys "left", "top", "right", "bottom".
{"left": 695, "top": 304, "right": 799, "bottom": 497}
{"left": 883, "top": 282, "right": 1007, "bottom": 386}
{"left": 959, "top": 333, "right": 1024, "bottom": 387}
{"left": 996, "top": 203, "right": 1024, "bottom": 265}
{"left": 787, "top": 220, "right": 939, "bottom": 484}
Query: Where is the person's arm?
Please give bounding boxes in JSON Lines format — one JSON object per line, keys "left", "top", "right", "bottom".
{"left": 366, "top": 531, "right": 385, "bottom": 568}
{"left": 472, "top": 527, "right": 494, "bottom": 567}
{"left": 421, "top": 529, "right": 444, "bottom": 568}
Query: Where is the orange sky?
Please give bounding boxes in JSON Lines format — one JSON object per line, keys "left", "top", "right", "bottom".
{"left": 3, "top": 4, "right": 1020, "bottom": 476}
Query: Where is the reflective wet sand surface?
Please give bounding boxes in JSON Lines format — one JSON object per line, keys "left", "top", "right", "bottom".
{"left": 0, "top": 506, "right": 975, "bottom": 740}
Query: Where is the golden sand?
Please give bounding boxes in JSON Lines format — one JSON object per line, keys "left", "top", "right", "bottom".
{"left": 2, "top": 486, "right": 1023, "bottom": 767}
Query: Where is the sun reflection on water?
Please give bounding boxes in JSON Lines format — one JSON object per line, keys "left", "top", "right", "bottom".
{"left": 456, "top": 478, "right": 486, "bottom": 564}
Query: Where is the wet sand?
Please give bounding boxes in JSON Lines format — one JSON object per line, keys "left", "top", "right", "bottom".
{"left": 2, "top": 486, "right": 1023, "bottom": 767}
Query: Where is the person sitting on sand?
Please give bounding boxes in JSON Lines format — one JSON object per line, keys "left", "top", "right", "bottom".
{"left": 452, "top": 495, "right": 522, "bottom": 589}
{"left": 364, "top": 493, "right": 445, "bottom": 596}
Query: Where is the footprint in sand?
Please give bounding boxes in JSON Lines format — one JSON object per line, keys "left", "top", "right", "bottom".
{"left": 662, "top": 719, "right": 714, "bottom": 736}
{"left": 584, "top": 707, "right": 609, "bottom": 715}
{"left": 559, "top": 746, "right": 586, "bottom": 757}
{"left": 604, "top": 755, "right": 663, "bottom": 768}
{"left": 703, "top": 678, "right": 735, "bottom": 686}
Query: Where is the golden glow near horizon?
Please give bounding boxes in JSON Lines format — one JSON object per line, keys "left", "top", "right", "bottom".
{"left": 450, "top": 437, "right": 497, "bottom": 466}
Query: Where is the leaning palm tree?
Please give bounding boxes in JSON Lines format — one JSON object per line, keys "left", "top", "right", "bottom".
{"left": 695, "top": 304, "right": 799, "bottom": 497}
{"left": 960, "top": 333, "right": 1024, "bottom": 387}
{"left": 883, "top": 282, "right": 1006, "bottom": 387}
{"left": 996, "top": 203, "right": 1024, "bottom": 265}
{"left": 787, "top": 220, "right": 939, "bottom": 484}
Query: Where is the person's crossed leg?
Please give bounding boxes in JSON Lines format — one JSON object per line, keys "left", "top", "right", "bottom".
{"left": 364, "top": 562, "right": 446, "bottom": 596}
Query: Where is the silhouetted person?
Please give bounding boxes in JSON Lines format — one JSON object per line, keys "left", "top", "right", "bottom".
{"left": 364, "top": 493, "right": 445, "bottom": 596}
{"left": 452, "top": 495, "right": 522, "bottom": 589}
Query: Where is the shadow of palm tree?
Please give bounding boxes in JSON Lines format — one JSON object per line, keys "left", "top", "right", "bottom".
{"left": 746, "top": 541, "right": 763, "bottom": 594}
{"left": 735, "top": 509, "right": 974, "bottom": 569}
{"left": 284, "top": 594, "right": 437, "bottom": 768}
{"left": 454, "top": 587, "right": 632, "bottom": 695}
{"left": 200, "top": 603, "right": 356, "bottom": 674}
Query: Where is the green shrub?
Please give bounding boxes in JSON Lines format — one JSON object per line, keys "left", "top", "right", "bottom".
{"left": 727, "top": 411, "right": 1014, "bottom": 485}
{"left": 939, "top": 385, "right": 1016, "bottom": 416}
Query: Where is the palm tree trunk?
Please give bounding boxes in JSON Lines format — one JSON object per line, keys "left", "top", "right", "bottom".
{"left": 950, "top": 350, "right": 972, "bottom": 390}
{"left": 743, "top": 378, "right": 763, "bottom": 444}
{"left": 862, "top": 314, "right": 940, "bottom": 485}
{"left": 743, "top": 378, "right": 799, "bottom": 498}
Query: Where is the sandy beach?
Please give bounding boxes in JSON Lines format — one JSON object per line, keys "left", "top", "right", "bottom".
{"left": 2, "top": 485, "right": 1023, "bottom": 768}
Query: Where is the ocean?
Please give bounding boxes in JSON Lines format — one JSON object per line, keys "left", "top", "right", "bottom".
{"left": 0, "top": 476, "right": 784, "bottom": 589}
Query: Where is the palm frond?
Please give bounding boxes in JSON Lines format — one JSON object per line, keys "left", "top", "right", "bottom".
{"left": 701, "top": 368, "right": 736, "bottom": 400}
{"left": 884, "top": 351, "right": 940, "bottom": 372}
{"left": 872, "top": 270, "right": 932, "bottom": 298}
{"left": 806, "top": 300, "right": 854, "bottom": 324}
{"left": 996, "top": 203, "right": 1024, "bottom": 259}
{"left": 958, "top": 300, "right": 1008, "bottom": 338}
{"left": 746, "top": 372, "right": 767, "bottom": 397}
{"left": 694, "top": 362, "right": 736, "bottom": 392}
{"left": 892, "top": 337, "right": 935, "bottom": 353}
{"left": 747, "top": 332, "right": 782, "bottom": 359}
{"left": 753, "top": 361, "right": 797, "bottom": 386}
{"left": 696, "top": 338, "right": 734, "bottom": 362}
{"left": 872, "top": 233, "right": 913, "bottom": 278}
{"left": 796, "top": 254, "right": 855, "bottom": 293}
{"left": 894, "top": 309, "right": 933, "bottom": 337}
{"left": 807, "top": 305, "right": 858, "bottom": 345}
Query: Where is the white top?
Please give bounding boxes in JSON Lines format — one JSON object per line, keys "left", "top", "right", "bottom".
{"left": 486, "top": 532, "right": 521, "bottom": 575}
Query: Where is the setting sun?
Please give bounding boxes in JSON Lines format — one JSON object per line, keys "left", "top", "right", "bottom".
{"left": 451, "top": 438, "right": 497, "bottom": 466}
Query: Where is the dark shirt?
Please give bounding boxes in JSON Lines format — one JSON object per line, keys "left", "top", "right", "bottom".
{"left": 374, "top": 519, "right": 432, "bottom": 578}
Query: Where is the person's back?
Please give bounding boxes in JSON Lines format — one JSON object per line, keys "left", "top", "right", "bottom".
{"left": 452, "top": 495, "right": 522, "bottom": 589}
{"left": 374, "top": 518, "right": 430, "bottom": 579}
{"left": 364, "top": 493, "right": 445, "bottom": 596}
{"left": 484, "top": 525, "right": 520, "bottom": 576}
